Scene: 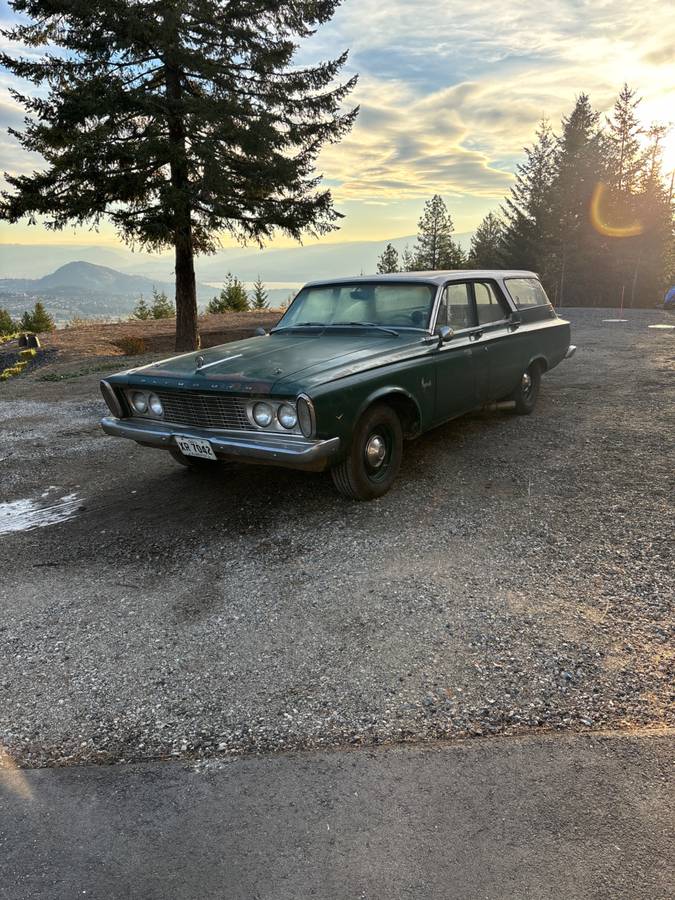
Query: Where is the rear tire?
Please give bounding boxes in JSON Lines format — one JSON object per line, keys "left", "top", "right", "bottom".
{"left": 510, "top": 363, "right": 541, "bottom": 415}
{"left": 330, "top": 403, "right": 403, "bottom": 500}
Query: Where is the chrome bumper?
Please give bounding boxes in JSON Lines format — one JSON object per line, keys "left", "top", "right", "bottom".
{"left": 564, "top": 344, "right": 577, "bottom": 359}
{"left": 101, "top": 417, "right": 340, "bottom": 471}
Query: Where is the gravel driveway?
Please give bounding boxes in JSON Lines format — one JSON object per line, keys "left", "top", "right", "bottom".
{"left": 0, "top": 308, "right": 673, "bottom": 767}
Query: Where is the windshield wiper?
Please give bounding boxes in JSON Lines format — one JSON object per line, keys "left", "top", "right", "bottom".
{"left": 270, "top": 321, "right": 325, "bottom": 332}
{"left": 331, "top": 321, "right": 399, "bottom": 336}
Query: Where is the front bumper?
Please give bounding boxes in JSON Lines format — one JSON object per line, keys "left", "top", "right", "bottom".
{"left": 101, "top": 417, "right": 340, "bottom": 471}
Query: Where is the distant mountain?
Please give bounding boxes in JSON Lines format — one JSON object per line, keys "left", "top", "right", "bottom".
{"left": 0, "top": 260, "right": 289, "bottom": 323}
{"left": 0, "top": 243, "right": 134, "bottom": 279}
{"left": 0, "top": 260, "right": 209, "bottom": 324}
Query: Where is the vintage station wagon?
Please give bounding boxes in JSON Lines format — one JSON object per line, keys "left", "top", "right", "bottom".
{"left": 100, "top": 271, "right": 576, "bottom": 499}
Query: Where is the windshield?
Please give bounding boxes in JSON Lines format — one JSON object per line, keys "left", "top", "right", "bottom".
{"left": 276, "top": 282, "right": 436, "bottom": 331}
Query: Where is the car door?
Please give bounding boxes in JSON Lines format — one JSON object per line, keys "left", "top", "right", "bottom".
{"left": 471, "top": 280, "right": 522, "bottom": 401}
{"left": 431, "top": 281, "right": 480, "bottom": 424}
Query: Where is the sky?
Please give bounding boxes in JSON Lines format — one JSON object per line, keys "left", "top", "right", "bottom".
{"left": 0, "top": 0, "right": 674, "bottom": 251}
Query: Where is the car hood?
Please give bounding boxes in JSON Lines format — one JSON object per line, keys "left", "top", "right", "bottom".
{"left": 122, "top": 331, "right": 427, "bottom": 395}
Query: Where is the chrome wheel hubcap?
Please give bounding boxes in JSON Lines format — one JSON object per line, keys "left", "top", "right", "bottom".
{"left": 365, "top": 434, "right": 386, "bottom": 468}
{"left": 522, "top": 372, "right": 532, "bottom": 390}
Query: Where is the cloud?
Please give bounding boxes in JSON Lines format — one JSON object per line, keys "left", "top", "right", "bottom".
{"left": 1, "top": 0, "right": 673, "bottom": 242}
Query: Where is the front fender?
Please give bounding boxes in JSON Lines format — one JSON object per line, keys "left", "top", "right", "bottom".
{"left": 309, "top": 361, "right": 436, "bottom": 457}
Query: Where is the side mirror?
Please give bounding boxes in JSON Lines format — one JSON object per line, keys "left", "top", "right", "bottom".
{"left": 254, "top": 326, "right": 267, "bottom": 336}
{"left": 435, "top": 325, "right": 455, "bottom": 347}
{"left": 509, "top": 312, "right": 521, "bottom": 330}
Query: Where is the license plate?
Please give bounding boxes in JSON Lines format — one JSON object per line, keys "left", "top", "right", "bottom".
{"left": 175, "top": 436, "right": 217, "bottom": 460}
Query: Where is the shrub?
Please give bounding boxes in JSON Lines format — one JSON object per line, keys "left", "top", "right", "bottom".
{"left": 251, "top": 276, "right": 268, "bottom": 310}
{"left": 20, "top": 300, "right": 55, "bottom": 333}
{"left": 150, "top": 288, "right": 174, "bottom": 319}
{"left": 132, "top": 295, "right": 151, "bottom": 320}
{"left": 115, "top": 337, "right": 147, "bottom": 355}
{"left": 0, "top": 307, "right": 17, "bottom": 336}
{"left": 207, "top": 273, "right": 249, "bottom": 313}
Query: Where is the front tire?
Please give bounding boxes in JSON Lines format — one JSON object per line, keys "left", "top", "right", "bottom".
{"left": 510, "top": 363, "right": 541, "bottom": 415}
{"left": 331, "top": 403, "right": 403, "bottom": 500}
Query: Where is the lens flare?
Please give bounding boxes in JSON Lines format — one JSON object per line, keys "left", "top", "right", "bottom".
{"left": 589, "top": 182, "right": 643, "bottom": 238}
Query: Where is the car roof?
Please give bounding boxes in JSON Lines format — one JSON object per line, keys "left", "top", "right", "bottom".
{"left": 303, "top": 270, "right": 539, "bottom": 288}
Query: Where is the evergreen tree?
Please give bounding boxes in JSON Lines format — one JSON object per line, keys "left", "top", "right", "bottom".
{"left": 251, "top": 277, "right": 269, "bottom": 310}
{"left": 401, "top": 245, "right": 417, "bottom": 272}
{"left": 551, "top": 94, "right": 605, "bottom": 305}
{"left": 629, "top": 127, "right": 674, "bottom": 306}
{"left": 377, "top": 243, "right": 400, "bottom": 273}
{"left": 132, "top": 295, "right": 151, "bottom": 321}
{"left": 605, "top": 84, "right": 644, "bottom": 194}
{"left": 150, "top": 288, "right": 175, "bottom": 319}
{"left": 0, "top": 1, "right": 357, "bottom": 351}
{"left": 0, "top": 308, "right": 16, "bottom": 335}
{"left": 412, "top": 195, "right": 463, "bottom": 269}
{"left": 207, "top": 273, "right": 249, "bottom": 313}
{"left": 468, "top": 213, "right": 503, "bottom": 268}
{"left": 20, "top": 300, "right": 55, "bottom": 333}
{"left": 500, "top": 119, "right": 557, "bottom": 284}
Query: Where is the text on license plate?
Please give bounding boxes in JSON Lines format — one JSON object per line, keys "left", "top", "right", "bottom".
{"left": 175, "top": 436, "right": 217, "bottom": 460}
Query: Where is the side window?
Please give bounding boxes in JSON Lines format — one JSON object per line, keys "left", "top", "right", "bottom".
{"left": 438, "top": 282, "right": 472, "bottom": 330}
{"left": 474, "top": 282, "right": 508, "bottom": 325}
{"left": 505, "top": 277, "right": 550, "bottom": 308}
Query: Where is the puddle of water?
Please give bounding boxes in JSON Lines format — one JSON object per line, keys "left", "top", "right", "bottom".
{"left": 647, "top": 324, "right": 675, "bottom": 330}
{"left": 0, "top": 491, "right": 81, "bottom": 535}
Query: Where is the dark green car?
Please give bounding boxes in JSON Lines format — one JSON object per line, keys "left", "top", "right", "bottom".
{"left": 100, "top": 270, "right": 576, "bottom": 500}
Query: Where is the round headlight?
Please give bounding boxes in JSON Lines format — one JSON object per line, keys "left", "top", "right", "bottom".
{"left": 148, "top": 393, "right": 163, "bottom": 417}
{"left": 252, "top": 402, "right": 273, "bottom": 427}
{"left": 277, "top": 403, "right": 297, "bottom": 429}
{"left": 297, "top": 395, "right": 314, "bottom": 438}
{"left": 131, "top": 391, "right": 148, "bottom": 414}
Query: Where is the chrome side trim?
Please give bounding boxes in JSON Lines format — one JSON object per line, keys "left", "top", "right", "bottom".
{"left": 564, "top": 344, "right": 577, "bottom": 359}
{"left": 100, "top": 417, "right": 339, "bottom": 470}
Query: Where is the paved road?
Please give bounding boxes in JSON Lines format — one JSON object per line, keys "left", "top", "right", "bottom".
{"left": 1, "top": 730, "right": 673, "bottom": 899}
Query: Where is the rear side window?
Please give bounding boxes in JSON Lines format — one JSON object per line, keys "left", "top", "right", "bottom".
{"left": 505, "top": 278, "right": 551, "bottom": 308}
{"left": 474, "top": 281, "right": 508, "bottom": 325}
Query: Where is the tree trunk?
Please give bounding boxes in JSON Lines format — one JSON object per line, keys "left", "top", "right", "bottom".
{"left": 174, "top": 221, "right": 199, "bottom": 351}
{"left": 164, "top": 11, "right": 200, "bottom": 352}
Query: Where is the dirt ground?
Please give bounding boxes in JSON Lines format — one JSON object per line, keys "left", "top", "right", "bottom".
{"left": 14, "top": 308, "right": 283, "bottom": 361}
{"left": 0, "top": 307, "right": 673, "bottom": 768}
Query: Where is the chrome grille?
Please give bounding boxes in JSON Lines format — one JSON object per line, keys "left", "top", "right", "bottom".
{"left": 154, "top": 389, "right": 250, "bottom": 430}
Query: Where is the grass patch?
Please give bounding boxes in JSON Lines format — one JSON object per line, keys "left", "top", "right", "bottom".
{"left": 0, "top": 360, "right": 28, "bottom": 381}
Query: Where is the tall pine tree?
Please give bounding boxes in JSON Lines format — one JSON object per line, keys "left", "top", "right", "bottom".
{"left": 468, "top": 213, "right": 503, "bottom": 268}
{"left": 500, "top": 119, "right": 557, "bottom": 286}
{"left": 551, "top": 95, "right": 605, "bottom": 305}
{"left": 0, "top": 1, "right": 357, "bottom": 350}
{"left": 377, "top": 243, "right": 400, "bottom": 273}
{"left": 411, "top": 195, "right": 464, "bottom": 270}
